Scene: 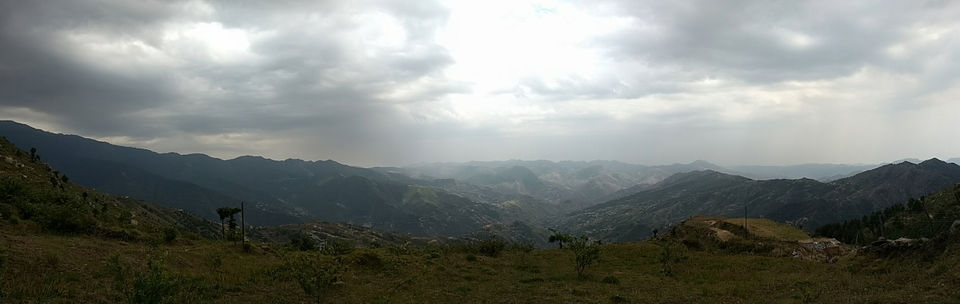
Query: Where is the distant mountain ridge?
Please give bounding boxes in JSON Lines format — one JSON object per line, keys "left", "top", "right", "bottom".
{"left": 729, "top": 163, "right": 881, "bottom": 181}
{"left": 394, "top": 159, "right": 733, "bottom": 209}
{"left": 559, "top": 159, "right": 960, "bottom": 242}
{"left": 0, "top": 121, "right": 505, "bottom": 236}
{"left": 4, "top": 120, "right": 956, "bottom": 242}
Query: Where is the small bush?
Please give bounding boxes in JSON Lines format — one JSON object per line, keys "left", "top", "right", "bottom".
{"left": 471, "top": 237, "right": 507, "bottom": 257}
{"left": 289, "top": 233, "right": 318, "bottom": 251}
{"left": 681, "top": 239, "right": 703, "bottom": 251}
{"left": 321, "top": 238, "right": 355, "bottom": 256}
{"left": 205, "top": 254, "right": 224, "bottom": 284}
{"left": 41, "top": 254, "right": 60, "bottom": 272}
{"left": 105, "top": 254, "right": 128, "bottom": 301}
{"left": 795, "top": 280, "right": 821, "bottom": 304}
{"left": 162, "top": 228, "right": 178, "bottom": 244}
{"left": 569, "top": 235, "right": 601, "bottom": 279}
{"left": 658, "top": 240, "right": 687, "bottom": 276}
{"left": 352, "top": 251, "right": 384, "bottom": 270}
{"left": 609, "top": 295, "right": 629, "bottom": 303}
{"left": 465, "top": 254, "right": 478, "bottom": 262}
{"left": 601, "top": 276, "right": 620, "bottom": 284}
{"left": 36, "top": 203, "right": 96, "bottom": 233}
{"left": 0, "top": 203, "right": 18, "bottom": 223}
{"left": 130, "top": 258, "right": 181, "bottom": 304}
{"left": 286, "top": 254, "right": 345, "bottom": 303}
{"left": 510, "top": 242, "right": 535, "bottom": 253}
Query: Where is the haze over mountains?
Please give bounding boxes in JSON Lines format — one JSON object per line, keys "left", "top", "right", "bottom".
{"left": 2, "top": 120, "right": 959, "bottom": 244}
{"left": 561, "top": 159, "right": 960, "bottom": 241}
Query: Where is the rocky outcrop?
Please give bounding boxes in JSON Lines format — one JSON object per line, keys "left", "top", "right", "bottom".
{"left": 866, "top": 237, "right": 931, "bottom": 255}
{"left": 793, "top": 238, "right": 846, "bottom": 263}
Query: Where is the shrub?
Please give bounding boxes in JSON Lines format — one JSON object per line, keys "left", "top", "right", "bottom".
{"left": 658, "top": 240, "right": 687, "bottom": 276}
{"left": 351, "top": 251, "right": 384, "bottom": 270}
{"left": 106, "top": 254, "right": 128, "bottom": 301}
{"left": 290, "top": 233, "right": 318, "bottom": 251}
{"left": 474, "top": 237, "right": 507, "bottom": 257}
{"left": 569, "top": 235, "right": 601, "bottom": 279}
{"left": 681, "top": 239, "right": 703, "bottom": 251}
{"left": 321, "top": 238, "right": 355, "bottom": 256}
{"left": 162, "top": 228, "right": 178, "bottom": 244}
{"left": 548, "top": 229, "right": 573, "bottom": 249}
{"left": 205, "top": 254, "right": 224, "bottom": 284}
{"left": 40, "top": 204, "right": 95, "bottom": 233}
{"left": 465, "top": 254, "right": 478, "bottom": 262}
{"left": 0, "top": 203, "right": 18, "bottom": 223}
{"left": 0, "top": 178, "right": 25, "bottom": 199}
{"left": 794, "top": 280, "right": 821, "bottom": 304}
{"left": 287, "top": 254, "right": 345, "bottom": 304}
{"left": 130, "top": 258, "right": 181, "bottom": 304}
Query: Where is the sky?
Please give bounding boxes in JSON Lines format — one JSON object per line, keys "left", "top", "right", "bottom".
{"left": 1, "top": 0, "right": 959, "bottom": 167}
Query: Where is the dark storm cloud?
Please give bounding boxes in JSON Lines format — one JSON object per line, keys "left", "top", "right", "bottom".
{"left": 0, "top": 1, "right": 183, "bottom": 135}
{"left": 0, "top": 0, "right": 458, "bottom": 142}
{"left": 517, "top": 0, "right": 960, "bottom": 101}
{"left": 2, "top": 0, "right": 959, "bottom": 166}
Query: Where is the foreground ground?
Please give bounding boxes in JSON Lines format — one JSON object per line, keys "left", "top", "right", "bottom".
{"left": 2, "top": 226, "right": 959, "bottom": 304}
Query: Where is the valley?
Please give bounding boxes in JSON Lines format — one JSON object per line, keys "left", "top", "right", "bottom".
{"left": 1, "top": 122, "right": 960, "bottom": 303}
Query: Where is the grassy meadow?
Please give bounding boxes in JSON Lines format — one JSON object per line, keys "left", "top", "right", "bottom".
{"left": 2, "top": 226, "right": 959, "bottom": 304}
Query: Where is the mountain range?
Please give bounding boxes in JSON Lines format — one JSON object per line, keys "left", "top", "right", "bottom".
{"left": 559, "top": 159, "right": 960, "bottom": 241}
{"left": 0, "top": 121, "right": 509, "bottom": 236}
{"left": 2, "top": 120, "right": 958, "bottom": 243}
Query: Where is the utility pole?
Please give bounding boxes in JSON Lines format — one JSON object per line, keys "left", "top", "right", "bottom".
{"left": 240, "top": 201, "right": 245, "bottom": 248}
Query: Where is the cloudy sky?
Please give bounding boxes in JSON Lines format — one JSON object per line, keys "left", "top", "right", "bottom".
{"left": 2, "top": 0, "right": 959, "bottom": 167}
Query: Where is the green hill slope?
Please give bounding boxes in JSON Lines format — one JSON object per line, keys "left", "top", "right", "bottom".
{"left": 0, "top": 121, "right": 511, "bottom": 237}
{"left": 0, "top": 136, "right": 217, "bottom": 240}
{"left": 816, "top": 183, "right": 960, "bottom": 246}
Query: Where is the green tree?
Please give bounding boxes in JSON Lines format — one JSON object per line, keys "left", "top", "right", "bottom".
{"left": 216, "top": 207, "right": 241, "bottom": 241}
{"left": 568, "top": 235, "right": 601, "bottom": 279}
{"left": 548, "top": 228, "right": 573, "bottom": 249}
{"left": 216, "top": 208, "right": 230, "bottom": 240}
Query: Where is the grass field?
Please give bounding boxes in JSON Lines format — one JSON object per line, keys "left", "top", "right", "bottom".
{"left": 3, "top": 226, "right": 959, "bottom": 304}
{"left": 722, "top": 218, "right": 811, "bottom": 242}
